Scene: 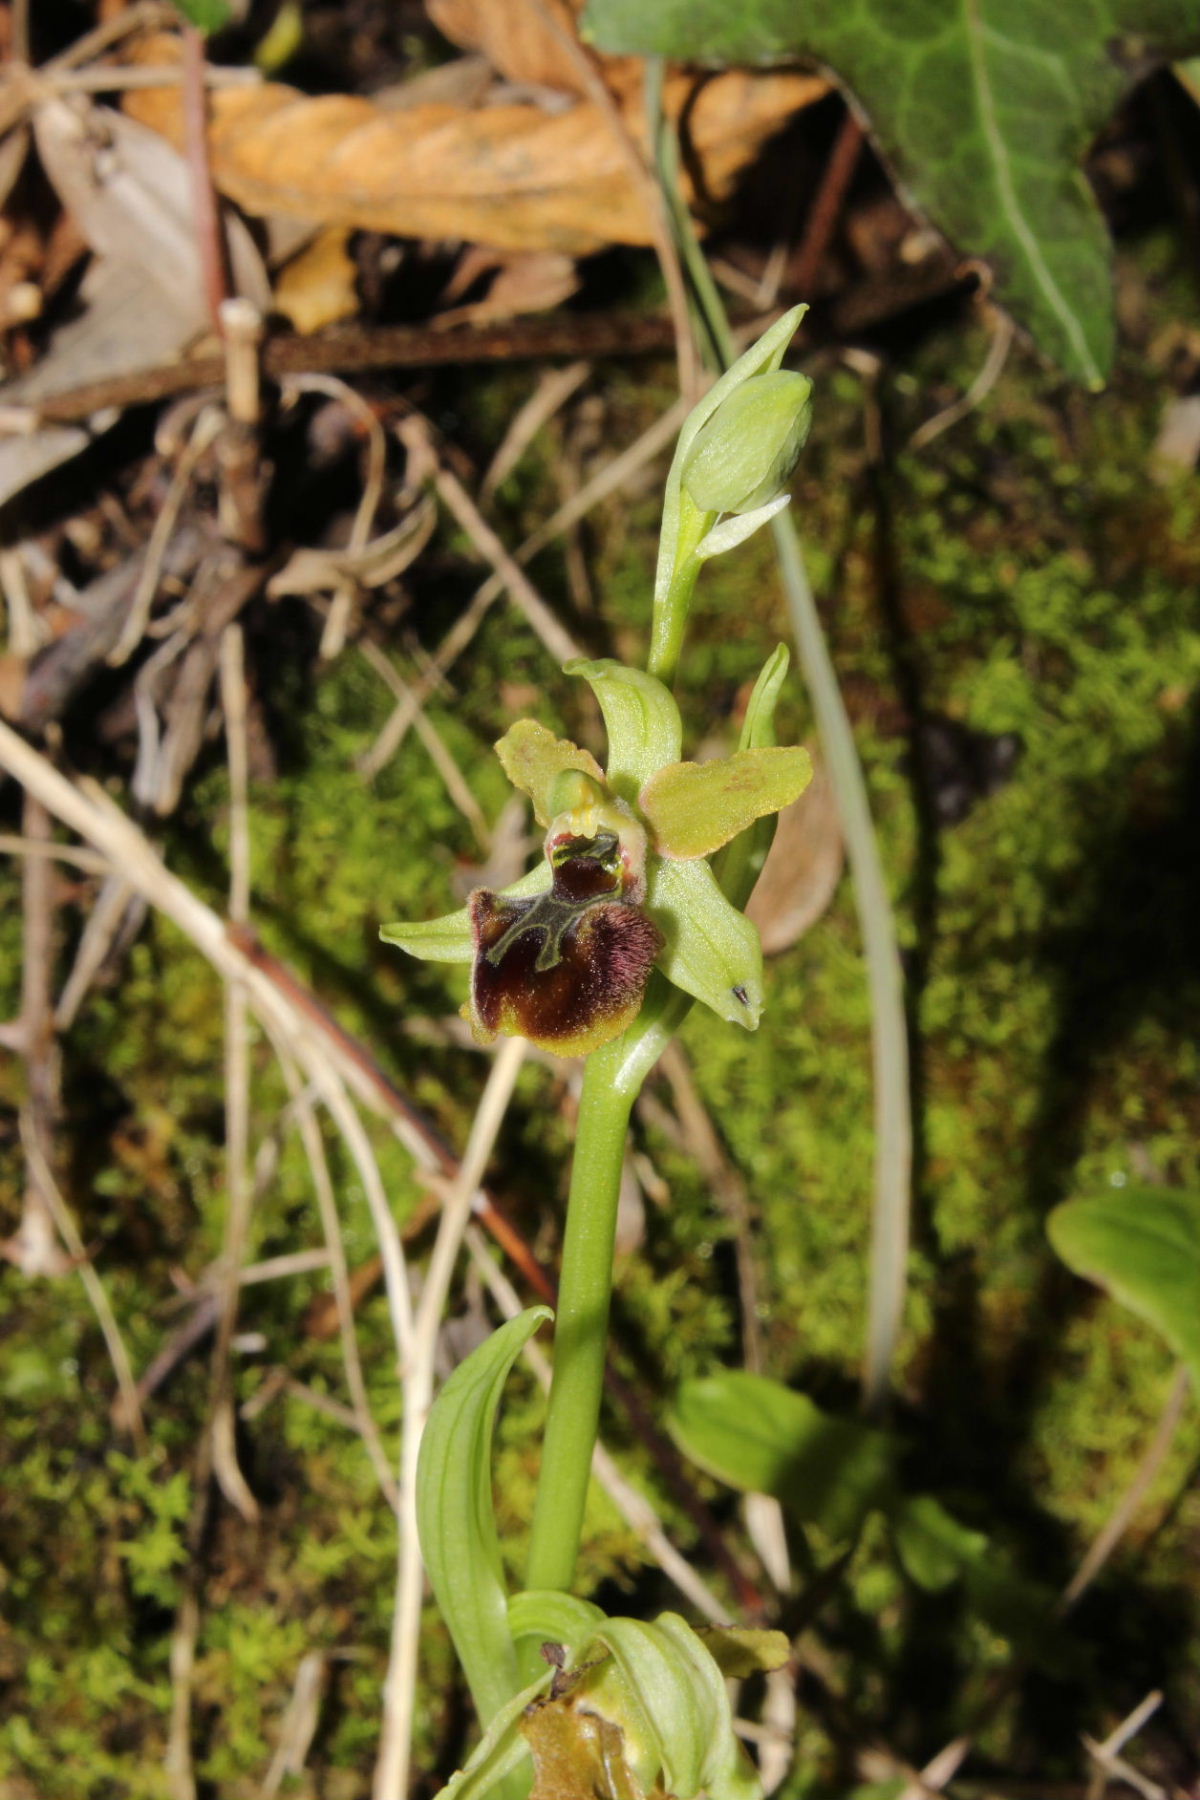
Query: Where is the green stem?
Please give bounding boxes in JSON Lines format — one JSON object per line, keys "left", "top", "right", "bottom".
{"left": 524, "top": 1035, "right": 637, "bottom": 1596}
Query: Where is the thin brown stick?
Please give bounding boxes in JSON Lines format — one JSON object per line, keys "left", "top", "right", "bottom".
{"left": 12, "top": 314, "right": 682, "bottom": 430}
{"left": 180, "top": 24, "right": 229, "bottom": 328}
{"left": 208, "top": 625, "right": 258, "bottom": 1523}
{"left": 792, "top": 109, "right": 864, "bottom": 296}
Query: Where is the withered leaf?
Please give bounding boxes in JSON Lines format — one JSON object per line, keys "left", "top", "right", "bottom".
{"left": 522, "top": 1695, "right": 645, "bottom": 1800}
{"left": 745, "top": 764, "right": 843, "bottom": 956}
{"left": 123, "top": 41, "right": 827, "bottom": 255}
{"left": 427, "top": 0, "right": 639, "bottom": 100}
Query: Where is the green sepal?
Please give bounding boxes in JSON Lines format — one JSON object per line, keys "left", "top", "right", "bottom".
{"left": 416, "top": 1305, "right": 554, "bottom": 1728}
{"left": 495, "top": 719, "right": 604, "bottom": 828}
{"left": 639, "top": 745, "right": 812, "bottom": 860}
{"left": 381, "top": 864, "right": 551, "bottom": 965}
{"left": 645, "top": 855, "right": 764, "bottom": 1028}
{"left": 715, "top": 644, "right": 794, "bottom": 911}
{"left": 565, "top": 658, "right": 682, "bottom": 802}
{"left": 682, "top": 370, "right": 813, "bottom": 515}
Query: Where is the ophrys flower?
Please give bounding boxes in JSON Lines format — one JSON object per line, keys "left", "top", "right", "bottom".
{"left": 382, "top": 651, "right": 812, "bottom": 1056}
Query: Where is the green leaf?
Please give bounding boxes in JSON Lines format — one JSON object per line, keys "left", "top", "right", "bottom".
{"left": 644, "top": 855, "right": 765, "bottom": 1028}
{"left": 696, "top": 1625, "right": 791, "bottom": 1679}
{"left": 639, "top": 745, "right": 812, "bottom": 859}
{"left": 416, "top": 1306, "right": 553, "bottom": 1727}
{"left": 669, "top": 1370, "right": 896, "bottom": 1539}
{"left": 565, "top": 659, "right": 683, "bottom": 799}
{"left": 583, "top": 1613, "right": 761, "bottom": 1800}
{"left": 892, "top": 1493, "right": 990, "bottom": 1592}
{"left": 433, "top": 1671, "right": 553, "bottom": 1800}
{"left": 1047, "top": 1186, "right": 1200, "bottom": 1385}
{"left": 508, "top": 1591, "right": 607, "bottom": 1659}
{"left": 583, "top": 0, "right": 1200, "bottom": 385}
{"left": 173, "top": 0, "right": 234, "bottom": 31}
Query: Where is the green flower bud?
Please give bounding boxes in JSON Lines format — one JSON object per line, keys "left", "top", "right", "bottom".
{"left": 681, "top": 369, "right": 813, "bottom": 515}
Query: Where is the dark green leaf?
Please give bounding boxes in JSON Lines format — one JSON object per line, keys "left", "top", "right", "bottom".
{"left": 892, "top": 1493, "right": 989, "bottom": 1592}
{"left": 417, "top": 1306, "right": 553, "bottom": 1727}
{"left": 583, "top": 0, "right": 1200, "bottom": 385}
{"left": 669, "top": 1370, "right": 896, "bottom": 1539}
{"left": 1048, "top": 1186, "right": 1200, "bottom": 1385}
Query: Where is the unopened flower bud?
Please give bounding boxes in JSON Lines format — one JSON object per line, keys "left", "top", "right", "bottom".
{"left": 682, "top": 370, "right": 813, "bottom": 515}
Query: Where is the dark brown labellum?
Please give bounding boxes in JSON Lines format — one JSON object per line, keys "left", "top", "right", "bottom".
{"left": 468, "top": 850, "right": 662, "bottom": 1056}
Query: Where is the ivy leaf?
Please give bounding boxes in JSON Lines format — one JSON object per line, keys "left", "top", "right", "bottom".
{"left": 1048, "top": 1186, "right": 1200, "bottom": 1386}
{"left": 416, "top": 1305, "right": 554, "bottom": 1728}
{"left": 669, "top": 1369, "right": 896, "bottom": 1539}
{"left": 583, "top": 0, "right": 1200, "bottom": 385}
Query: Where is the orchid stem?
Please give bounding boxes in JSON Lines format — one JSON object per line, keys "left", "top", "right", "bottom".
{"left": 524, "top": 1035, "right": 636, "bottom": 1598}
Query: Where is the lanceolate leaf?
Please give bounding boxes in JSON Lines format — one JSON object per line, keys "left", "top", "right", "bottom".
{"left": 416, "top": 1306, "right": 553, "bottom": 1727}
{"left": 1048, "top": 1186, "right": 1200, "bottom": 1386}
{"left": 583, "top": 0, "right": 1200, "bottom": 385}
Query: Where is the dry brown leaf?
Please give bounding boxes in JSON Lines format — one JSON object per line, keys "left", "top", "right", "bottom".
{"left": 123, "top": 41, "right": 828, "bottom": 255}
{"left": 427, "top": 0, "right": 638, "bottom": 99}
{"left": 274, "top": 226, "right": 360, "bottom": 335}
{"left": 435, "top": 248, "right": 580, "bottom": 328}
{"left": 745, "top": 763, "right": 844, "bottom": 956}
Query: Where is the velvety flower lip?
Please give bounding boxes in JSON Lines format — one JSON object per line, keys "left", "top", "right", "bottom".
{"left": 469, "top": 840, "right": 663, "bottom": 1057}
{"left": 381, "top": 653, "right": 812, "bottom": 1055}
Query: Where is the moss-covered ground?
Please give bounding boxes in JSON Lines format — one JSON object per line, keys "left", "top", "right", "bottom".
{"left": 1, "top": 279, "right": 1198, "bottom": 1795}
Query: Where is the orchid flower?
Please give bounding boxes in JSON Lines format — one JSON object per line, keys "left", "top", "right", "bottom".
{"left": 382, "top": 654, "right": 811, "bottom": 1055}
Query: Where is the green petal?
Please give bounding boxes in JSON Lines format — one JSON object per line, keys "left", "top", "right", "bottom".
{"left": 714, "top": 644, "right": 793, "bottom": 910}
{"left": 738, "top": 644, "right": 791, "bottom": 753}
{"left": 640, "top": 746, "right": 812, "bottom": 860}
{"left": 646, "top": 856, "right": 764, "bottom": 1028}
{"left": 381, "top": 864, "right": 551, "bottom": 964}
{"left": 494, "top": 719, "right": 604, "bottom": 827}
{"left": 565, "top": 659, "right": 682, "bottom": 801}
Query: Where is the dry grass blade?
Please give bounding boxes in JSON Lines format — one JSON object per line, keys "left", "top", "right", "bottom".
{"left": 18, "top": 1113, "right": 148, "bottom": 1451}
{"left": 411, "top": 417, "right": 583, "bottom": 667}
{"left": 207, "top": 625, "right": 258, "bottom": 1524}
{"left": 481, "top": 359, "right": 590, "bottom": 502}
{"left": 375, "top": 1034, "right": 529, "bottom": 1800}
{"left": 267, "top": 1037, "right": 401, "bottom": 1511}
{"left": 1058, "top": 1366, "right": 1192, "bottom": 1613}
{"left": 358, "top": 639, "right": 490, "bottom": 852}
{"left": 358, "top": 397, "right": 688, "bottom": 780}
{"left": 108, "top": 406, "right": 223, "bottom": 667}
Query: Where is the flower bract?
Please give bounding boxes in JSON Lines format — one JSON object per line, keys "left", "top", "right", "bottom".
{"left": 381, "top": 655, "right": 812, "bottom": 1055}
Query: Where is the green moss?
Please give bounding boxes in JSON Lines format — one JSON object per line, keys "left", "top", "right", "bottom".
{"left": 4, "top": 297, "right": 1200, "bottom": 1788}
